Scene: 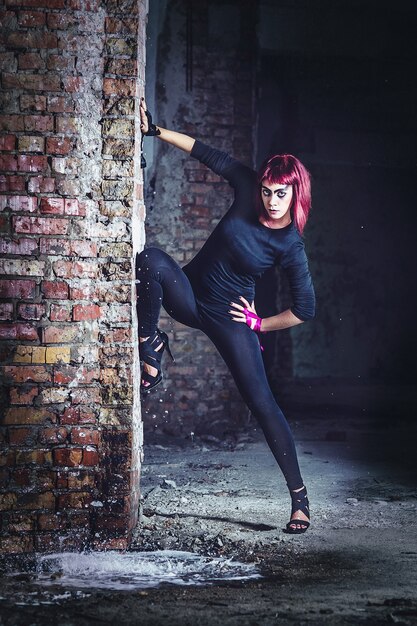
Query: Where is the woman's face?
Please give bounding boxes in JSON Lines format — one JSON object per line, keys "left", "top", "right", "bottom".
{"left": 261, "top": 181, "right": 293, "bottom": 225}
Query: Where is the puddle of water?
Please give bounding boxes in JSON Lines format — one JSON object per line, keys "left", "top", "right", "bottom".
{"left": 6, "top": 550, "right": 261, "bottom": 594}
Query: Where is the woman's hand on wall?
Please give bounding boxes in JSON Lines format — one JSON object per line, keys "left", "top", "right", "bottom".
{"left": 140, "top": 98, "right": 149, "bottom": 134}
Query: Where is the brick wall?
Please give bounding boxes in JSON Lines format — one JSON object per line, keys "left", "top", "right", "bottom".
{"left": 142, "top": 0, "right": 258, "bottom": 440}
{"left": 0, "top": 0, "right": 147, "bottom": 553}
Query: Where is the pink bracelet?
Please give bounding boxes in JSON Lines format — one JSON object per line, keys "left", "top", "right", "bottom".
{"left": 243, "top": 308, "right": 263, "bottom": 333}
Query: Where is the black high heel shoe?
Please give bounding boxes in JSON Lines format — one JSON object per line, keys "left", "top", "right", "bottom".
{"left": 284, "top": 485, "right": 310, "bottom": 534}
{"left": 139, "top": 328, "right": 174, "bottom": 395}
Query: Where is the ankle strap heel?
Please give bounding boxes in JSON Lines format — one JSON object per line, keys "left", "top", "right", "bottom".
{"left": 284, "top": 485, "right": 310, "bottom": 534}
{"left": 139, "top": 328, "right": 174, "bottom": 395}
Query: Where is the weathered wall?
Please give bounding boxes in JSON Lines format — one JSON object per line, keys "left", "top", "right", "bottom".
{"left": 141, "top": 0, "right": 259, "bottom": 440}
{"left": 0, "top": 0, "right": 146, "bottom": 553}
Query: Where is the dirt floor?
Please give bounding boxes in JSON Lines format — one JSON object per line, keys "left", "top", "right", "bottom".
{"left": 1, "top": 413, "right": 417, "bottom": 625}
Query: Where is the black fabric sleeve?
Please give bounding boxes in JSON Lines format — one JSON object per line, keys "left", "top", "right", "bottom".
{"left": 280, "top": 241, "right": 316, "bottom": 321}
{"left": 190, "top": 140, "right": 255, "bottom": 189}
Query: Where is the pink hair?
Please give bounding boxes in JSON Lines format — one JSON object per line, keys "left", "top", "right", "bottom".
{"left": 257, "top": 154, "right": 312, "bottom": 234}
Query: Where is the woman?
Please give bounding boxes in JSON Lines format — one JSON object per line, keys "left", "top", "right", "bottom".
{"left": 136, "top": 99, "right": 315, "bottom": 534}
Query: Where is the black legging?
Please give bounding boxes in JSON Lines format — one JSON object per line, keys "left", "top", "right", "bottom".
{"left": 136, "top": 247, "right": 304, "bottom": 491}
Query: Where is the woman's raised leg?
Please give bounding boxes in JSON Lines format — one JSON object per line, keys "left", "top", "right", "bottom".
{"left": 135, "top": 247, "right": 201, "bottom": 390}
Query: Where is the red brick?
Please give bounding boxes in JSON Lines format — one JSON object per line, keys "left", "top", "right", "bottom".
{"left": 40, "top": 197, "right": 64, "bottom": 215}
{"left": 54, "top": 365, "right": 99, "bottom": 385}
{"left": 41, "top": 280, "right": 69, "bottom": 300}
{"left": 6, "top": 0, "right": 65, "bottom": 7}
{"left": 57, "top": 492, "right": 92, "bottom": 510}
{"left": 18, "top": 135, "right": 45, "bottom": 153}
{"left": 47, "top": 13, "right": 74, "bottom": 29}
{"left": 105, "top": 57, "right": 137, "bottom": 77}
{"left": 82, "top": 448, "right": 99, "bottom": 466}
{"left": 0, "top": 175, "right": 26, "bottom": 192}
{"left": 55, "top": 178, "right": 81, "bottom": 197}
{"left": 70, "top": 240, "right": 97, "bottom": 257}
{"left": 18, "top": 53, "right": 45, "bottom": 70}
{"left": 16, "top": 491, "right": 55, "bottom": 510}
{"left": 0, "top": 257, "right": 44, "bottom": 277}
{"left": 73, "top": 304, "right": 101, "bottom": 321}
{"left": 0, "top": 115, "right": 24, "bottom": 132}
{"left": 9, "top": 386, "right": 39, "bottom": 405}
{"left": 62, "top": 76, "right": 83, "bottom": 93}
{"left": 50, "top": 303, "right": 71, "bottom": 321}
{"left": 58, "top": 34, "right": 95, "bottom": 54}
{"left": 46, "top": 136, "right": 72, "bottom": 156}
{"left": 0, "top": 195, "right": 37, "bottom": 212}
{"left": 103, "top": 78, "right": 136, "bottom": 97}
{"left": 18, "top": 10, "right": 46, "bottom": 27}
{"left": 39, "top": 238, "right": 70, "bottom": 255}
{"left": 20, "top": 94, "right": 47, "bottom": 112}
{"left": 92, "top": 514, "right": 131, "bottom": 531}
{"left": 60, "top": 407, "right": 80, "bottom": 425}
{"left": 0, "top": 155, "right": 18, "bottom": 171}
{"left": 35, "top": 532, "right": 88, "bottom": 552}
{"left": 0, "top": 214, "right": 9, "bottom": 232}
{"left": 37, "top": 513, "right": 67, "bottom": 531}
{"left": 5, "top": 32, "right": 58, "bottom": 50}
{"left": 0, "top": 279, "right": 36, "bottom": 298}
{"left": 42, "top": 325, "right": 79, "bottom": 343}
{"left": 39, "top": 427, "right": 67, "bottom": 444}
{"left": 100, "top": 368, "right": 132, "bottom": 386}
{"left": 0, "top": 323, "right": 38, "bottom": 341}
{"left": 13, "top": 216, "right": 69, "bottom": 235}
{"left": 69, "top": 284, "right": 98, "bottom": 300}
{"left": 3, "top": 403, "right": 54, "bottom": 421}
{"left": 2, "top": 73, "right": 60, "bottom": 91}
{"left": 8, "top": 427, "right": 35, "bottom": 446}
{"left": 3, "top": 367, "right": 50, "bottom": 385}
{"left": 67, "top": 472, "right": 95, "bottom": 490}
{"left": 68, "top": 0, "right": 100, "bottom": 9}
{"left": 17, "top": 303, "right": 45, "bottom": 320}
{"left": 105, "top": 16, "right": 138, "bottom": 34}
{"left": 53, "top": 447, "right": 82, "bottom": 467}
{"left": 52, "top": 364, "right": 75, "bottom": 384}
{"left": 0, "top": 302, "right": 13, "bottom": 320}
{"left": 70, "top": 428, "right": 100, "bottom": 446}
{"left": 55, "top": 116, "right": 78, "bottom": 134}
{"left": 0, "top": 535, "right": 34, "bottom": 554}
{"left": 17, "top": 155, "right": 48, "bottom": 173}
{"left": 24, "top": 115, "right": 53, "bottom": 133}
{"left": 53, "top": 260, "right": 98, "bottom": 279}
{"left": 27, "top": 176, "right": 55, "bottom": 193}
{"left": 0, "top": 238, "right": 38, "bottom": 255}
{"left": 0, "top": 135, "right": 15, "bottom": 151}
{"left": 99, "top": 328, "right": 130, "bottom": 344}
{"left": 0, "top": 451, "right": 16, "bottom": 468}
{"left": 64, "top": 198, "right": 84, "bottom": 216}
{"left": 35, "top": 468, "right": 56, "bottom": 490}
{"left": 10, "top": 468, "right": 31, "bottom": 488}
{"left": 6, "top": 513, "right": 36, "bottom": 533}
{"left": 47, "top": 94, "right": 74, "bottom": 112}
{"left": 60, "top": 407, "right": 96, "bottom": 425}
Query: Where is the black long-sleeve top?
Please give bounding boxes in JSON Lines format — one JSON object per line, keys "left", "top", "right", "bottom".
{"left": 182, "top": 141, "right": 316, "bottom": 323}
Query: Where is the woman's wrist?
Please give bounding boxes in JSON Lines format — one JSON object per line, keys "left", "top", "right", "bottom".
{"left": 243, "top": 308, "right": 264, "bottom": 333}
